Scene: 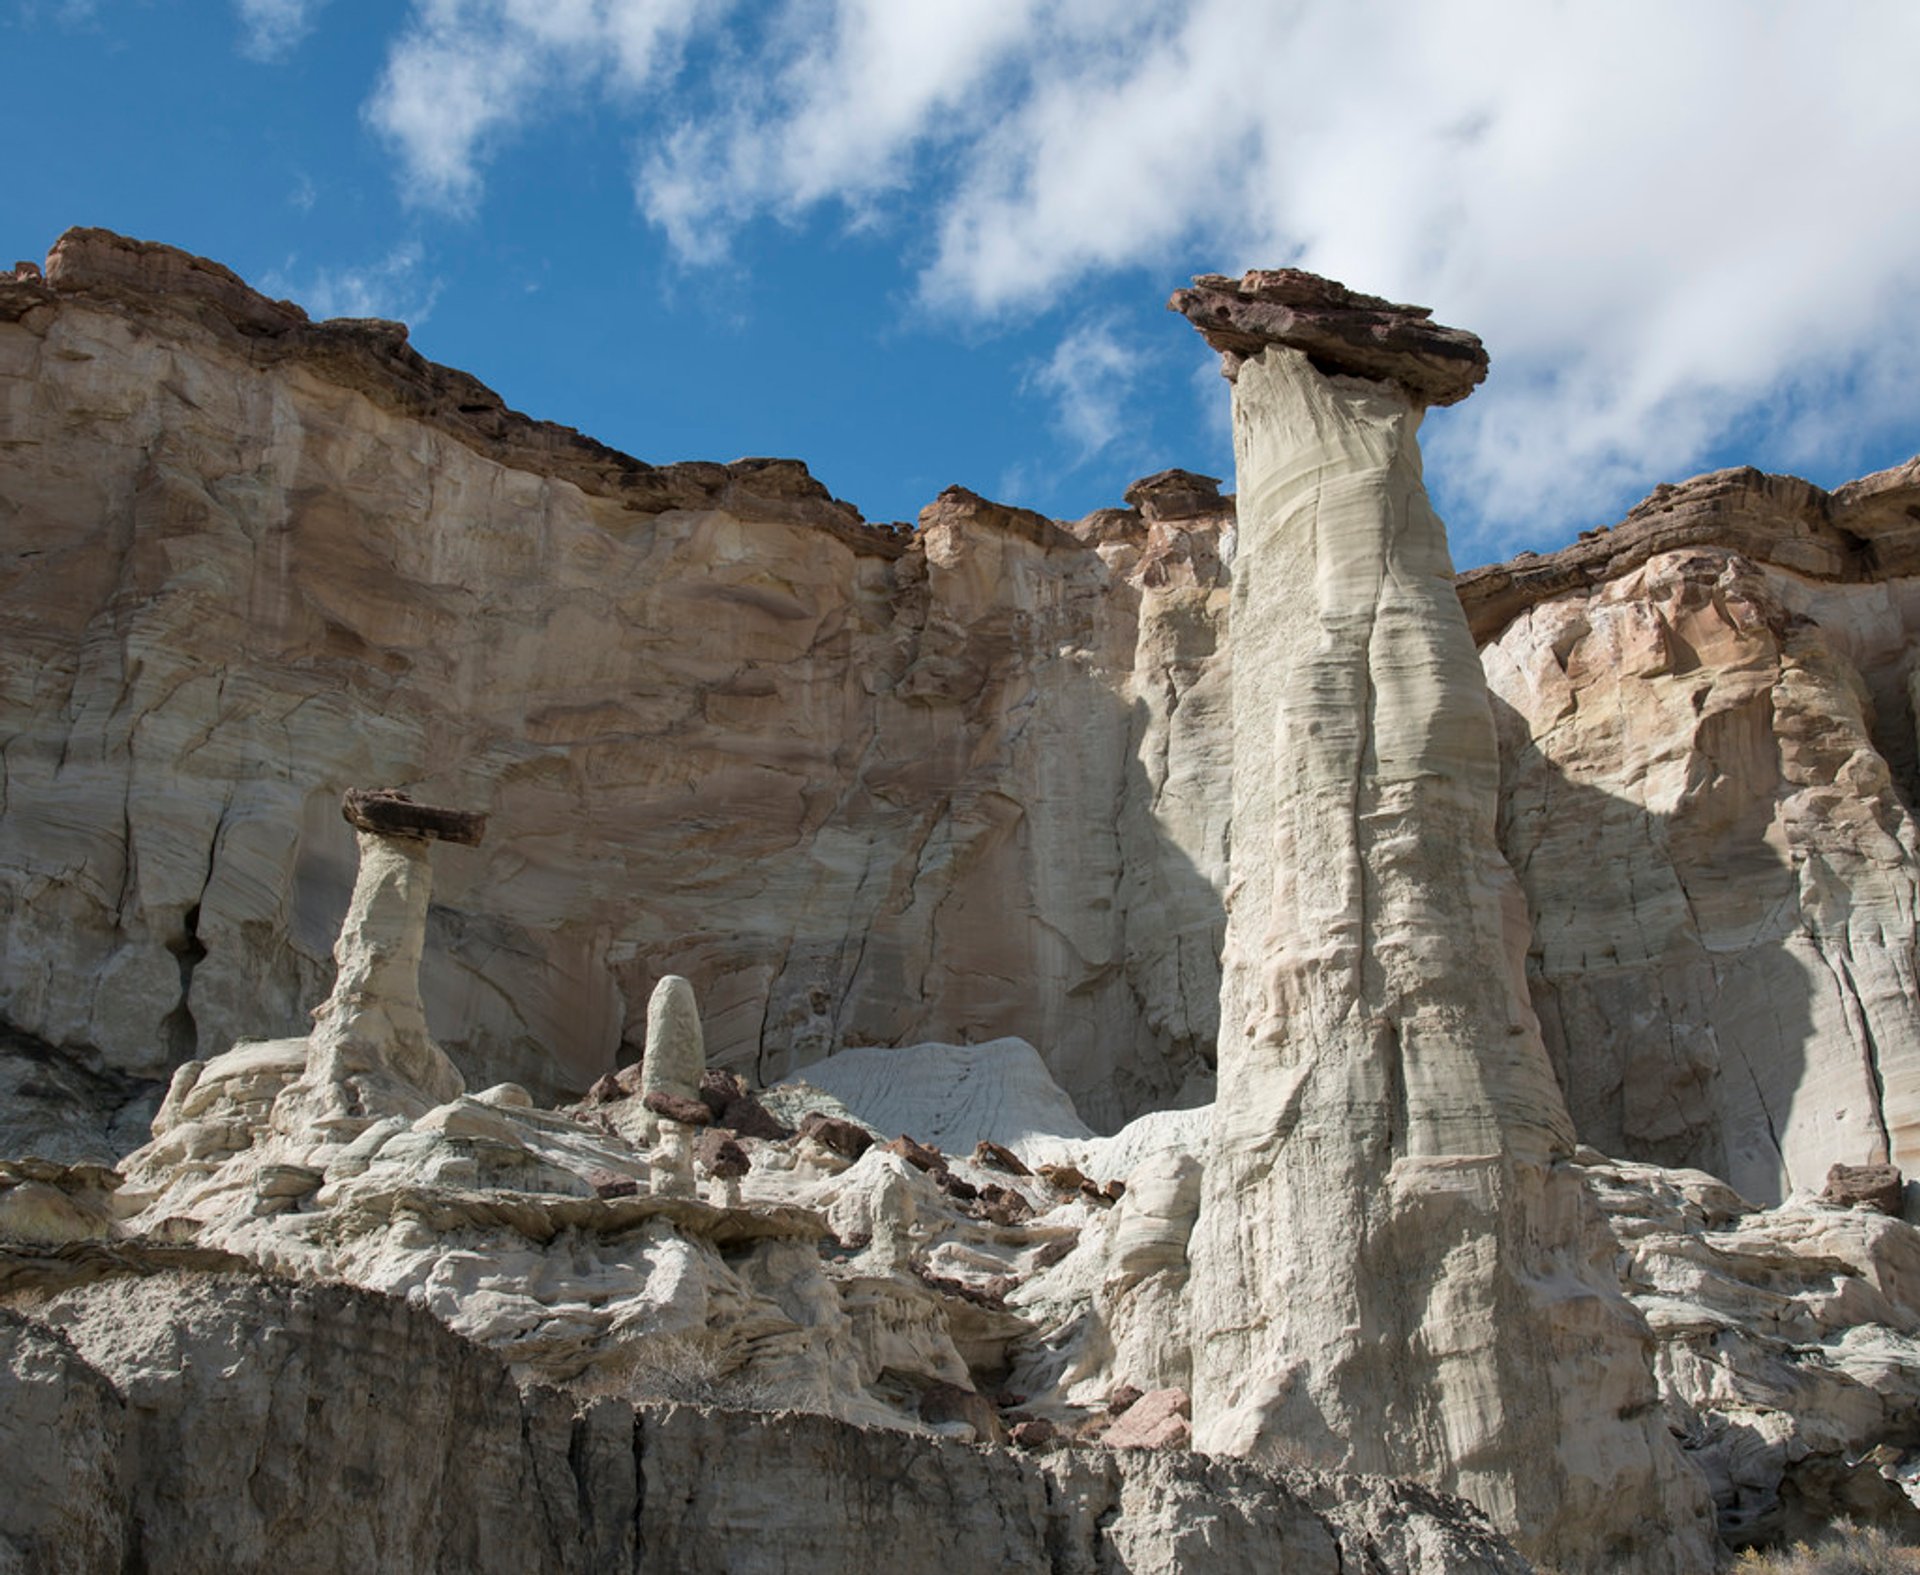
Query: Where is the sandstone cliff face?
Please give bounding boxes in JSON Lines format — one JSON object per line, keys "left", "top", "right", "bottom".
{"left": 1468, "top": 465, "right": 1920, "bottom": 1213}
{"left": 11, "top": 229, "right": 1920, "bottom": 1570}
{"left": 0, "top": 229, "right": 1229, "bottom": 1135}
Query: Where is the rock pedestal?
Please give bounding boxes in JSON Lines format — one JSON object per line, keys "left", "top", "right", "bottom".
{"left": 1173, "top": 271, "right": 1713, "bottom": 1571}
{"left": 271, "top": 792, "right": 475, "bottom": 1140}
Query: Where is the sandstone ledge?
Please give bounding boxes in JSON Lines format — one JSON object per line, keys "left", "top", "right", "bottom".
{"left": 0, "top": 1270, "right": 1531, "bottom": 1573}
{"left": 1459, "top": 457, "right": 1920, "bottom": 644}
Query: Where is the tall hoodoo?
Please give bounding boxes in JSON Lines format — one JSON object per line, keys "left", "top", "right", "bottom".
{"left": 1173, "top": 270, "right": 1713, "bottom": 1570}
{"left": 270, "top": 790, "right": 482, "bottom": 1139}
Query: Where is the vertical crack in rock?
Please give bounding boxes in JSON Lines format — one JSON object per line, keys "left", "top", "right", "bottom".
{"left": 1834, "top": 946, "right": 1895, "bottom": 1164}
{"left": 1172, "top": 269, "right": 1716, "bottom": 1573}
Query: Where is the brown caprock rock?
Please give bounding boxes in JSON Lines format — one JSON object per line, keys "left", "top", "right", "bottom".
{"left": 1823, "top": 1163, "right": 1905, "bottom": 1217}
{"left": 1170, "top": 268, "right": 1489, "bottom": 405}
{"left": 1175, "top": 271, "right": 1714, "bottom": 1573}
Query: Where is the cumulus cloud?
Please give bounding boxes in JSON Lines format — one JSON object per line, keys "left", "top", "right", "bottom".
{"left": 1026, "top": 322, "right": 1144, "bottom": 462}
{"left": 367, "top": 0, "right": 725, "bottom": 212}
{"left": 364, "top": 0, "right": 1920, "bottom": 549}
{"left": 262, "top": 242, "right": 442, "bottom": 325}
{"left": 235, "top": 0, "right": 324, "bottom": 60}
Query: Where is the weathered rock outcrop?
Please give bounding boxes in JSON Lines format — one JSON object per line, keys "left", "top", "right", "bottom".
{"left": 1468, "top": 466, "right": 1920, "bottom": 1214}
{"left": 1579, "top": 1153, "right": 1920, "bottom": 1548}
{"left": 0, "top": 1269, "right": 1528, "bottom": 1575}
{"left": 1174, "top": 271, "right": 1715, "bottom": 1570}
{"left": 0, "top": 227, "right": 1229, "bottom": 1134}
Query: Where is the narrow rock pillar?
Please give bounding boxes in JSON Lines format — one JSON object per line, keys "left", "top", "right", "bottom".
{"left": 273, "top": 790, "right": 483, "bottom": 1138}
{"left": 1172, "top": 271, "right": 1712, "bottom": 1572}
{"left": 642, "top": 975, "right": 704, "bottom": 1194}
{"left": 641, "top": 976, "right": 705, "bottom": 1107}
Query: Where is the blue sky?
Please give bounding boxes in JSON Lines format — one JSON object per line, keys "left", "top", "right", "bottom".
{"left": 6, "top": 1, "right": 1919, "bottom": 568}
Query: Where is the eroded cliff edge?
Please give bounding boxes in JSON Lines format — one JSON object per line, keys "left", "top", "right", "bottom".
{"left": 1462, "top": 462, "right": 1920, "bottom": 1211}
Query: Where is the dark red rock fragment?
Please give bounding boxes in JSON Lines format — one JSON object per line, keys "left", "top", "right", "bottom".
{"left": 1008, "top": 1417, "right": 1058, "bottom": 1450}
{"left": 695, "top": 1130, "right": 751, "bottom": 1180}
{"left": 972, "top": 1140, "right": 1031, "bottom": 1177}
{"left": 797, "top": 1112, "right": 873, "bottom": 1160}
{"left": 642, "top": 1090, "right": 713, "bottom": 1127}
{"left": 341, "top": 787, "right": 487, "bottom": 845}
{"left": 1823, "top": 1163, "right": 1904, "bottom": 1216}
{"left": 1170, "top": 268, "right": 1488, "bottom": 407}
{"left": 885, "top": 1135, "right": 944, "bottom": 1173}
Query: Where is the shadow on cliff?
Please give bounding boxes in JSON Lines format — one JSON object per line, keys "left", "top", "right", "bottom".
{"left": 1488, "top": 693, "right": 1819, "bottom": 1207}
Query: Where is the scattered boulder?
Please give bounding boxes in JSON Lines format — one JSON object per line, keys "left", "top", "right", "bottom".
{"left": 642, "top": 1091, "right": 713, "bottom": 1128}
{"left": 1008, "top": 1417, "right": 1058, "bottom": 1450}
{"left": 973, "top": 1140, "right": 1031, "bottom": 1177}
{"left": 973, "top": 1184, "right": 1032, "bottom": 1226}
{"left": 1036, "top": 1163, "right": 1089, "bottom": 1194}
{"left": 583, "top": 1168, "right": 639, "bottom": 1200}
{"left": 695, "top": 1070, "right": 791, "bottom": 1139}
{"left": 935, "top": 1171, "right": 979, "bottom": 1202}
{"left": 1101, "top": 1387, "right": 1191, "bottom": 1451}
{"left": 798, "top": 1112, "right": 874, "bottom": 1160}
{"left": 1822, "top": 1163, "right": 1904, "bottom": 1216}
{"left": 695, "top": 1130, "right": 751, "bottom": 1181}
{"left": 1108, "top": 1383, "right": 1144, "bottom": 1415}
{"left": 886, "top": 1135, "right": 944, "bottom": 1173}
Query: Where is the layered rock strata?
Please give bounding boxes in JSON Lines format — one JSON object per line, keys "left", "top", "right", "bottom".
{"left": 0, "top": 1268, "right": 1529, "bottom": 1575}
{"left": 0, "top": 228, "right": 1230, "bottom": 1132}
{"left": 1465, "top": 466, "right": 1920, "bottom": 1214}
{"left": 1173, "top": 270, "right": 1715, "bottom": 1569}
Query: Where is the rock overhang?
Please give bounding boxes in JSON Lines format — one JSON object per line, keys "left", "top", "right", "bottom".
{"left": 1169, "top": 267, "right": 1489, "bottom": 407}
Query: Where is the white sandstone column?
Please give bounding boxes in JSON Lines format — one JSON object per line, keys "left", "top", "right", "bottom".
{"left": 1174, "top": 272, "right": 1713, "bottom": 1573}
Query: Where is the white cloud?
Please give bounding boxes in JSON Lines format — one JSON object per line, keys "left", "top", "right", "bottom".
{"left": 235, "top": 0, "right": 324, "bottom": 60}
{"left": 364, "top": 0, "right": 1920, "bottom": 549}
{"left": 1026, "top": 323, "right": 1142, "bottom": 461}
{"left": 263, "top": 242, "right": 442, "bottom": 325}
{"left": 367, "top": 0, "right": 724, "bottom": 212}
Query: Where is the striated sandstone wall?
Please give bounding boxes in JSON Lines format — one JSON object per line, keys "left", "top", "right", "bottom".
{"left": 1466, "top": 463, "right": 1920, "bottom": 1211}
{"left": 0, "top": 229, "right": 1229, "bottom": 1132}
